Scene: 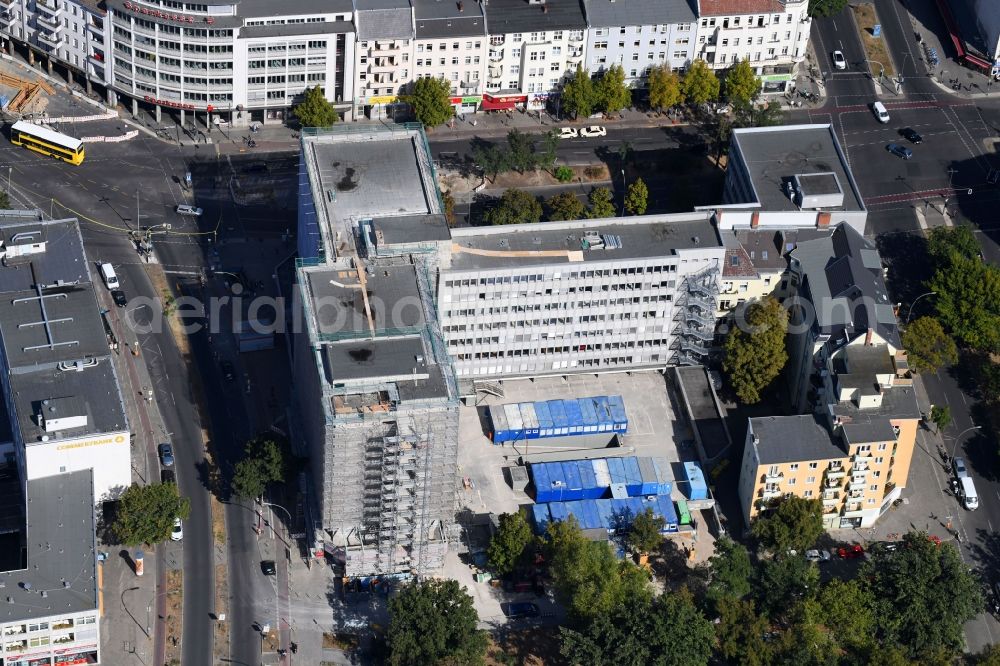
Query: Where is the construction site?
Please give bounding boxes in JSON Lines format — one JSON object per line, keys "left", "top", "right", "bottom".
{"left": 0, "top": 67, "right": 53, "bottom": 118}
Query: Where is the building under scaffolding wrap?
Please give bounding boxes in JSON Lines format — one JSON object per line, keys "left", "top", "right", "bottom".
{"left": 294, "top": 125, "right": 458, "bottom": 577}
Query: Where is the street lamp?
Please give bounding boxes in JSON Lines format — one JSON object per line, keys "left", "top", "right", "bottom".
{"left": 905, "top": 291, "right": 937, "bottom": 323}
{"left": 949, "top": 425, "right": 982, "bottom": 461}
{"left": 619, "top": 168, "right": 626, "bottom": 216}
{"left": 122, "top": 586, "right": 151, "bottom": 638}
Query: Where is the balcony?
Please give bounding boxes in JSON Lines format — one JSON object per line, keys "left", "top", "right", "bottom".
{"left": 488, "top": 66, "right": 502, "bottom": 81}
{"left": 763, "top": 470, "right": 783, "bottom": 482}
{"left": 35, "top": 0, "right": 61, "bottom": 18}
{"left": 825, "top": 467, "right": 846, "bottom": 480}
{"left": 373, "top": 41, "right": 402, "bottom": 53}
{"left": 0, "top": 10, "right": 15, "bottom": 26}
{"left": 35, "top": 11, "right": 60, "bottom": 32}
{"left": 490, "top": 36, "right": 505, "bottom": 46}
{"left": 489, "top": 49, "right": 503, "bottom": 62}
{"left": 37, "top": 30, "right": 62, "bottom": 48}
{"left": 460, "top": 79, "right": 480, "bottom": 91}
{"left": 569, "top": 32, "right": 584, "bottom": 43}
{"left": 848, "top": 480, "right": 865, "bottom": 492}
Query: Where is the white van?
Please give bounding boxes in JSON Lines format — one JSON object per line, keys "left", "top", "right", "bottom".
{"left": 99, "top": 262, "right": 119, "bottom": 289}
{"left": 959, "top": 476, "right": 979, "bottom": 510}
{"left": 872, "top": 101, "right": 890, "bottom": 123}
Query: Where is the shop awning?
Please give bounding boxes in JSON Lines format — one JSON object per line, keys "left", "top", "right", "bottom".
{"left": 481, "top": 98, "right": 516, "bottom": 111}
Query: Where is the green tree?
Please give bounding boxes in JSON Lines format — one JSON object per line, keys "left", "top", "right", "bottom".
{"left": 751, "top": 495, "right": 823, "bottom": 556}
{"left": 0, "top": 190, "right": 10, "bottom": 209}
{"left": 724, "top": 59, "right": 760, "bottom": 108}
{"left": 902, "top": 316, "right": 958, "bottom": 373}
{"left": 442, "top": 190, "right": 457, "bottom": 227}
{"left": 817, "top": 578, "right": 876, "bottom": 654}
{"left": 647, "top": 65, "right": 682, "bottom": 113}
{"left": 626, "top": 507, "right": 664, "bottom": 555}
{"left": 770, "top": 599, "right": 840, "bottom": 666}
{"left": 293, "top": 85, "right": 339, "bottom": 127}
{"left": 978, "top": 361, "right": 1000, "bottom": 402}
{"left": 505, "top": 129, "right": 537, "bottom": 173}
{"left": 809, "top": 0, "right": 849, "bottom": 17}
{"left": 486, "top": 511, "right": 533, "bottom": 576}
{"left": 484, "top": 188, "right": 542, "bottom": 226}
{"left": 587, "top": 187, "right": 616, "bottom": 219}
{"left": 387, "top": 579, "right": 487, "bottom": 666}
{"left": 681, "top": 59, "right": 721, "bottom": 106}
{"left": 554, "top": 165, "right": 574, "bottom": 182}
{"left": 752, "top": 554, "right": 820, "bottom": 621}
{"left": 561, "top": 64, "right": 596, "bottom": 119}
{"left": 231, "top": 438, "right": 284, "bottom": 500}
{"left": 560, "top": 590, "right": 713, "bottom": 666}
{"left": 927, "top": 225, "right": 982, "bottom": 268}
{"left": 705, "top": 537, "right": 752, "bottom": 611}
{"left": 928, "top": 252, "right": 1000, "bottom": 351}
{"left": 715, "top": 598, "right": 772, "bottom": 666}
{"left": 471, "top": 141, "right": 511, "bottom": 182}
{"left": 977, "top": 644, "right": 1000, "bottom": 666}
{"left": 929, "top": 404, "right": 952, "bottom": 434}
{"left": 545, "top": 191, "right": 587, "bottom": 221}
{"left": 722, "top": 296, "right": 789, "bottom": 404}
{"left": 112, "top": 482, "right": 191, "bottom": 546}
{"left": 537, "top": 130, "right": 560, "bottom": 172}
{"left": 411, "top": 76, "right": 453, "bottom": 128}
{"left": 595, "top": 65, "right": 631, "bottom": 114}
{"left": 624, "top": 177, "right": 648, "bottom": 216}
{"left": 546, "top": 517, "right": 652, "bottom": 621}
{"left": 863, "top": 531, "right": 984, "bottom": 659}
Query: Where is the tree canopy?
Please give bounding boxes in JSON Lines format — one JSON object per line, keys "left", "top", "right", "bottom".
{"left": 471, "top": 140, "right": 512, "bottom": 182}
{"left": 817, "top": 578, "right": 876, "bottom": 654}
{"left": 411, "top": 76, "right": 453, "bottom": 127}
{"left": 902, "top": 316, "right": 958, "bottom": 373}
{"left": 112, "top": 482, "right": 191, "bottom": 546}
{"left": 506, "top": 129, "right": 537, "bottom": 173}
{"left": 624, "top": 178, "right": 649, "bottom": 216}
{"left": 484, "top": 188, "right": 542, "bottom": 226}
{"left": 231, "top": 438, "right": 285, "bottom": 500}
{"left": 625, "top": 507, "right": 664, "bottom": 555}
{"left": 715, "top": 598, "right": 771, "bottom": 666}
{"left": 929, "top": 404, "right": 952, "bottom": 433}
{"left": 595, "top": 65, "right": 631, "bottom": 113}
{"left": 486, "top": 511, "right": 534, "bottom": 576}
{"left": 681, "top": 60, "right": 720, "bottom": 106}
{"left": 928, "top": 252, "right": 1000, "bottom": 351}
{"left": 705, "top": 537, "right": 752, "bottom": 611}
{"left": 647, "top": 65, "right": 682, "bottom": 112}
{"left": 561, "top": 64, "right": 596, "bottom": 119}
{"left": 750, "top": 495, "right": 823, "bottom": 556}
{"left": 724, "top": 59, "right": 760, "bottom": 107}
{"left": 0, "top": 190, "right": 10, "bottom": 209}
{"left": 809, "top": 0, "right": 849, "bottom": 17}
{"left": 293, "top": 85, "right": 339, "bottom": 127}
{"left": 722, "top": 297, "right": 789, "bottom": 404}
{"left": 927, "top": 225, "right": 982, "bottom": 267}
{"left": 387, "top": 579, "right": 487, "bottom": 666}
{"left": 546, "top": 191, "right": 587, "bottom": 221}
{"left": 587, "top": 187, "right": 616, "bottom": 219}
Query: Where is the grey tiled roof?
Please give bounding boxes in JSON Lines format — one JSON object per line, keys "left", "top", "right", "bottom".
{"left": 483, "top": 0, "right": 587, "bottom": 34}
{"left": 582, "top": 0, "right": 695, "bottom": 28}
{"left": 750, "top": 415, "right": 845, "bottom": 466}
{"left": 357, "top": 0, "right": 414, "bottom": 40}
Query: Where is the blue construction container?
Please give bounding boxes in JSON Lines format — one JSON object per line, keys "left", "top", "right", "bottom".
{"left": 548, "top": 501, "right": 571, "bottom": 525}
{"left": 637, "top": 457, "right": 661, "bottom": 496}
{"left": 655, "top": 495, "right": 679, "bottom": 532}
{"left": 579, "top": 500, "right": 603, "bottom": 530}
{"left": 519, "top": 403, "right": 539, "bottom": 439}
{"left": 504, "top": 403, "right": 523, "bottom": 442}
{"left": 592, "top": 396, "right": 611, "bottom": 432}
{"left": 607, "top": 395, "right": 628, "bottom": 431}
{"left": 564, "top": 399, "right": 583, "bottom": 435}
{"left": 531, "top": 503, "right": 551, "bottom": 535}
{"left": 535, "top": 401, "right": 554, "bottom": 438}
{"left": 608, "top": 457, "right": 627, "bottom": 485}
{"left": 595, "top": 499, "right": 615, "bottom": 532}
{"left": 684, "top": 461, "right": 709, "bottom": 501}
{"left": 561, "top": 461, "right": 584, "bottom": 501}
{"left": 579, "top": 397, "right": 600, "bottom": 433}
{"left": 652, "top": 457, "right": 673, "bottom": 496}
{"left": 548, "top": 400, "right": 569, "bottom": 435}
{"left": 578, "top": 460, "right": 603, "bottom": 500}
{"left": 623, "top": 457, "right": 643, "bottom": 496}
{"left": 533, "top": 463, "right": 566, "bottom": 503}
{"left": 592, "top": 459, "right": 612, "bottom": 490}
{"left": 488, "top": 405, "right": 509, "bottom": 444}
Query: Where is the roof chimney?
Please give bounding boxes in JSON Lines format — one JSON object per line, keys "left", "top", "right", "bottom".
{"left": 865, "top": 327, "right": 873, "bottom": 346}
{"left": 457, "top": 0, "right": 464, "bottom": 10}
{"left": 816, "top": 212, "right": 831, "bottom": 228}
{"left": 750, "top": 211, "right": 760, "bottom": 229}
{"left": 542, "top": 3, "right": 548, "bottom": 11}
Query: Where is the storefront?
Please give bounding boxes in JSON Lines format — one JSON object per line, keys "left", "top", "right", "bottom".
{"left": 759, "top": 69, "right": 794, "bottom": 95}
{"left": 450, "top": 96, "right": 481, "bottom": 114}
{"left": 358, "top": 95, "right": 408, "bottom": 120}
{"left": 527, "top": 92, "right": 551, "bottom": 110}
{"left": 481, "top": 93, "right": 527, "bottom": 112}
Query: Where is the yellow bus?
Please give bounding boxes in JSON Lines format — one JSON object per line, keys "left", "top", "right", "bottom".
{"left": 9, "top": 120, "right": 85, "bottom": 165}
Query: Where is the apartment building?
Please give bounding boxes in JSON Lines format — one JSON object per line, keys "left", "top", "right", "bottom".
{"left": 412, "top": 0, "right": 486, "bottom": 114}
{"left": 353, "top": 0, "right": 414, "bottom": 119}
{"left": 739, "top": 337, "right": 919, "bottom": 529}
{"left": 482, "top": 0, "right": 587, "bottom": 110}
{"left": 440, "top": 213, "right": 726, "bottom": 378}
{"left": 582, "top": 0, "right": 697, "bottom": 86}
{"left": 695, "top": 0, "right": 810, "bottom": 94}
{"left": 0, "top": 216, "right": 130, "bottom": 504}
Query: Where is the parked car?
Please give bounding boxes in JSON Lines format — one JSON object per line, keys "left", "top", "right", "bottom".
{"left": 170, "top": 517, "right": 183, "bottom": 541}
{"left": 160, "top": 469, "right": 176, "bottom": 484}
{"left": 159, "top": 442, "right": 174, "bottom": 467}
{"left": 261, "top": 560, "right": 277, "bottom": 576}
{"left": 220, "top": 360, "right": 235, "bottom": 382}
{"left": 872, "top": 101, "right": 890, "bottom": 123}
{"left": 805, "top": 549, "right": 832, "bottom": 562}
{"left": 832, "top": 50, "right": 847, "bottom": 70}
{"left": 837, "top": 544, "right": 865, "bottom": 559}
{"left": 558, "top": 127, "right": 579, "bottom": 139}
{"left": 501, "top": 602, "right": 540, "bottom": 619}
{"left": 886, "top": 143, "right": 913, "bottom": 160}
{"left": 871, "top": 541, "right": 899, "bottom": 553}
{"left": 175, "top": 204, "right": 203, "bottom": 216}
{"left": 111, "top": 289, "right": 128, "bottom": 308}
{"left": 900, "top": 127, "right": 923, "bottom": 143}
{"left": 953, "top": 456, "right": 969, "bottom": 479}
{"left": 580, "top": 125, "right": 607, "bottom": 138}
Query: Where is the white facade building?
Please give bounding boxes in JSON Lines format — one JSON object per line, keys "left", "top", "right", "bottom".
{"left": 695, "top": 0, "right": 810, "bottom": 94}
{"left": 483, "top": 0, "right": 587, "bottom": 110}
{"left": 582, "top": 0, "right": 697, "bottom": 86}
{"left": 353, "top": 0, "right": 414, "bottom": 119}
{"left": 412, "top": 0, "right": 486, "bottom": 114}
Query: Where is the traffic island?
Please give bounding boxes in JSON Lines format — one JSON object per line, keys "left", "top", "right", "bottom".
{"left": 852, "top": 3, "right": 896, "bottom": 80}
{"left": 164, "top": 568, "right": 183, "bottom": 664}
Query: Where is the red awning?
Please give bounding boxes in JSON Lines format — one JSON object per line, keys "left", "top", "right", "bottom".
{"left": 964, "top": 52, "right": 992, "bottom": 71}
{"left": 481, "top": 98, "right": 516, "bottom": 111}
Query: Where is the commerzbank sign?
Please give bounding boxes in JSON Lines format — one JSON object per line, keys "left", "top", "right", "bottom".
{"left": 54, "top": 433, "right": 128, "bottom": 451}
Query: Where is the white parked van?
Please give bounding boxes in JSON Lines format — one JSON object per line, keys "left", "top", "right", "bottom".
{"left": 99, "top": 262, "right": 119, "bottom": 289}
{"left": 872, "top": 101, "right": 890, "bottom": 123}
{"left": 959, "top": 476, "right": 979, "bottom": 510}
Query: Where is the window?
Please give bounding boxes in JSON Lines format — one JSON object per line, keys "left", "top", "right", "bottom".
{"left": 877, "top": 443, "right": 888, "bottom": 451}
{"left": 806, "top": 476, "right": 815, "bottom": 484}
{"left": 787, "top": 478, "right": 796, "bottom": 486}
{"left": 875, "top": 457, "right": 884, "bottom": 464}
{"left": 804, "top": 490, "right": 813, "bottom": 497}
{"left": 768, "top": 465, "right": 779, "bottom": 477}
{"left": 869, "top": 484, "right": 878, "bottom": 491}
{"left": 789, "top": 463, "right": 799, "bottom": 471}
{"left": 809, "top": 462, "right": 818, "bottom": 469}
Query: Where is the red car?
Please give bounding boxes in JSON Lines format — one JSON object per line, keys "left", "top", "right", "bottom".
{"left": 838, "top": 544, "right": 865, "bottom": 559}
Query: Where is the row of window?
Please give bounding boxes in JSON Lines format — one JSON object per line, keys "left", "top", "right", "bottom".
{"left": 701, "top": 14, "right": 797, "bottom": 29}
{"left": 593, "top": 24, "right": 690, "bottom": 36}
{"left": 247, "top": 73, "right": 326, "bottom": 85}
{"left": 443, "top": 266, "right": 679, "bottom": 288}
{"left": 245, "top": 16, "right": 342, "bottom": 26}
{"left": 415, "top": 56, "right": 481, "bottom": 67}
{"left": 247, "top": 41, "right": 327, "bottom": 53}
{"left": 417, "top": 41, "right": 482, "bottom": 52}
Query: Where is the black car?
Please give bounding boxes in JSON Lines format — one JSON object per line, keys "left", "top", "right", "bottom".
{"left": 501, "top": 602, "right": 540, "bottom": 619}
{"left": 261, "top": 560, "right": 276, "bottom": 576}
{"left": 220, "top": 360, "right": 235, "bottom": 382}
{"left": 160, "top": 469, "right": 176, "bottom": 484}
{"left": 900, "top": 127, "right": 923, "bottom": 144}
{"left": 886, "top": 143, "right": 913, "bottom": 160}
{"left": 111, "top": 290, "right": 128, "bottom": 307}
